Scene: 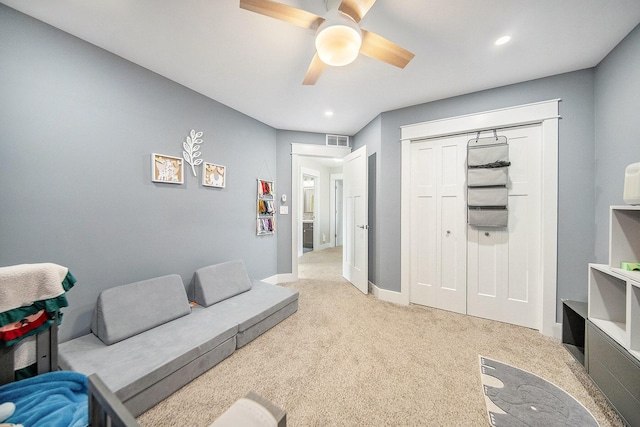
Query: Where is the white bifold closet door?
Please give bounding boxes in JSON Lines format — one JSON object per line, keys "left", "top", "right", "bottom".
{"left": 467, "top": 124, "right": 542, "bottom": 329}
{"left": 408, "top": 124, "right": 542, "bottom": 330}
{"left": 409, "top": 134, "right": 468, "bottom": 314}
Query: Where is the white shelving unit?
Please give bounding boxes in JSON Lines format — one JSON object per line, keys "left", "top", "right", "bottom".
{"left": 588, "top": 205, "right": 640, "bottom": 360}
{"left": 585, "top": 205, "right": 640, "bottom": 426}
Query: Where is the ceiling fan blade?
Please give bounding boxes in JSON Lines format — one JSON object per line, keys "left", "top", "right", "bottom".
{"left": 359, "top": 29, "right": 415, "bottom": 69}
{"left": 240, "top": 0, "right": 324, "bottom": 30}
{"left": 338, "top": 0, "right": 377, "bottom": 23}
{"left": 302, "top": 52, "right": 328, "bottom": 85}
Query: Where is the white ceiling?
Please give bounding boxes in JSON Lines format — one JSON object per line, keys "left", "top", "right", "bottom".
{"left": 3, "top": 1, "right": 640, "bottom": 135}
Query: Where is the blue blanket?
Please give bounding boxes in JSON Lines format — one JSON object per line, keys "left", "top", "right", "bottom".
{"left": 0, "top": 371, "right": 88, "bottom": 427}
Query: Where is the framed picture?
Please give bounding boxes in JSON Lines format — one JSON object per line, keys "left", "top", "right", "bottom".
{"left": 152, "top": 153, "right": 184, "bottom": 184}
{"left": 203, "top": 162, "right": 226, "bottom": 188}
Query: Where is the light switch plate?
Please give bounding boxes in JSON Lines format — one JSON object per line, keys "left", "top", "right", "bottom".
{"left": 279, "top": 206, "right": 288, "bottom": 215}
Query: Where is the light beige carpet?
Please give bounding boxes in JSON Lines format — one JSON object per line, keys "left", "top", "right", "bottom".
{"left": 138, "top": 247, "right": 623, "bottom": 426}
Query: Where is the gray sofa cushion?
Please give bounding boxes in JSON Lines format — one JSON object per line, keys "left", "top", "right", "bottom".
{"left": 205, "top": 280, "right": 298, "bottom": 341}
{"left": 60, "top": 307, "right": 238, "bottom": 401}
{"left": 194, "top": 260, "right": 252, "bottom": 307}
{"left": 91, "top": 274, "right": 191, "bottom": 345}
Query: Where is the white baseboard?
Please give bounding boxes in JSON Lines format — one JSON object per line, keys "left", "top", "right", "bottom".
{"left": 262, "top": 273, "right": 296, "bottom": 284}
{"left": 369, "top": 281, "right": 409, "bottom": 306}
{"left": 550, "top": 321, "right": 562, "bottom": 340}
{"left": 315, "top": 243, "right": 332, "bottom": 252}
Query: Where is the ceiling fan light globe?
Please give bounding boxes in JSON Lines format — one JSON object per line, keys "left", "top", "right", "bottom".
{"left": 316, "top": 25, "right": 362, "bottom": 66}
{"left": 314, "top": 9, "right": 362, "bottom": 67}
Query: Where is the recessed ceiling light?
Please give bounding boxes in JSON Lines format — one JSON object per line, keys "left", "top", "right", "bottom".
{"left": 495, "top": 36, "right": 511, "bottom": 46}
{"left": 325, "top": 111, "right": 334, "bottom": 117}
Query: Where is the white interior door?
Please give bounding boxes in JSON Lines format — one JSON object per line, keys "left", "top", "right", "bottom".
{"left": 409, "top": 135, "right": 467, "bottom": 313}
{"left": 467, "top": 125, "right": 542, "bottom": 329}
{"left": 343, "top": 145, "right": 368, "bottom": 294}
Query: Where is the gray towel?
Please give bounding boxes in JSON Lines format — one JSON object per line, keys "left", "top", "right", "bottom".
{"left": 0, "top": 263, "right": 68, "bottom": 313}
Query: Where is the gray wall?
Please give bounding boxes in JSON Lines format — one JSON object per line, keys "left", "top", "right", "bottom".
{"left": 356, "top": 69, "right": 597, "bottom": 321}
{"left": 594, "top": 24, "right": 640, "bottom": 262}
{"left": 0, "top": 5, "right": 277, "bottom": 341}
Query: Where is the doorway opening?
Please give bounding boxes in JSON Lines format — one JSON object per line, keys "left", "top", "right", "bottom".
{"left": 297, "top": 161, "right": 342, "bottom": 278}
{"left": 291, "top": 144, "right": 350, "bottom": 281}
{"left": 301, "top": 172, "right": 317, "bottom": 254}
{"left": 332, "top": 174, "right": 344, "bottom": 247}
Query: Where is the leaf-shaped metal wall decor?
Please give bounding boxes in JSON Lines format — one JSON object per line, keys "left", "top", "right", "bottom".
{"left": 182, "top": 130, "right": 204, "bottom": 177}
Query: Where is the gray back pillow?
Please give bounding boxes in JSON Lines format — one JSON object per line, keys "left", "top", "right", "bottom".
{"left": 194, "top": 260, "right": 252, "bottom": 307}
{"left": 91, "top": 274, "right": 191, "bottom": 345}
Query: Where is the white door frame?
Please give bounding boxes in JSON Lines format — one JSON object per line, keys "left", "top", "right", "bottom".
{"left": 291, "top": 143, "right": 351, "bottom": 281}
{"left": 300, "top": 167, "right": 319, "bottom": 256}
{"left": 400, "top": 99, "right": 561, "bottom": 337}
{"left": 330, "top": 173, "right": 343, "bottom": 247}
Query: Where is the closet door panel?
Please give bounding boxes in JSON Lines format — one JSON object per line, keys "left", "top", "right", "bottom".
{"left": 441, "top": 143, "right": 459, "bottom": 190}
{"left": 410, "top": 136, "right": 466, "bottom": 313}
{"left": 506, "top": 134, "right": 530, "bottom": 191}
{"left": 415, "top": 196, "right": 437, "bottom": 289}
{"left": 507, "top": 195, "right": 529, "bottom": 302}
{"left": 468, "top": 227, "right": 508, "bottom": 321}
{"left": 413, "top": 144, "right": 435, "bottom": 188}
{"left": 410, "top": 143, "right": 437, "bottom": 304}
{"left": 504, "top": 128, "right": 541, "bottom": 328}
{"left": 477, "top": 232, "right": 500, "bottom": 297}
{"left": 467, "top": 125, "right": 541, "bottom": 329}
{"left": 436, "top": 139, "right": 467, "bottom": 313}
{"left": 440, "top": 195, "right": 459, "bottom": 292}
{"left": 439, "top": 142, "right": 462, "bottom": 293}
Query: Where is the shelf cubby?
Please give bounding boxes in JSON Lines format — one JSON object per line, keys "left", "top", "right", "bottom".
{"left": 588, "top": 263, "right": 628, "bottom": 348}
{"left": 610, "top": 206, "right": 640, "bottom": 281}
{"left": 562, "top": 300, "right": 588, "bottom": 366}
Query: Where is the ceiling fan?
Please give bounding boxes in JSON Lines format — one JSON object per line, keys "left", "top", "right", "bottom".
{"left": 239, "top": 0, "right": 415, "bottom": 85}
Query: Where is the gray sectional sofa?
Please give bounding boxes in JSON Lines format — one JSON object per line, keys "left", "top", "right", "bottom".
{"left": 59, "top": 260, "right": 298, "bottom": 417}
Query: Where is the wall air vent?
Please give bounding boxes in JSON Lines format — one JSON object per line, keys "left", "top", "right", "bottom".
{"left": 326, "top": 134, "right": 349, "bottom": 147}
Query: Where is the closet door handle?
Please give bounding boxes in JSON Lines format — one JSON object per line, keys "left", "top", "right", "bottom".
{"left": 485, "top": 232, "right": 490, "bottom": 237}
{"left": 357, "top": 224, "right": 369, "bottom": 230}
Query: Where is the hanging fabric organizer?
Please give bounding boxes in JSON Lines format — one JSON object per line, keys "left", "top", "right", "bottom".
{"left": 467, "top": 132, "right": 511, "bottom": 227}
{"left": 257, "top": 179, "right": 275, "bottom": 235}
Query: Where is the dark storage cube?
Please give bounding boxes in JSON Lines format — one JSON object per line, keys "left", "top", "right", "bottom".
{"left": 562, "top": 300, "right": 588, "bottom": 366}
